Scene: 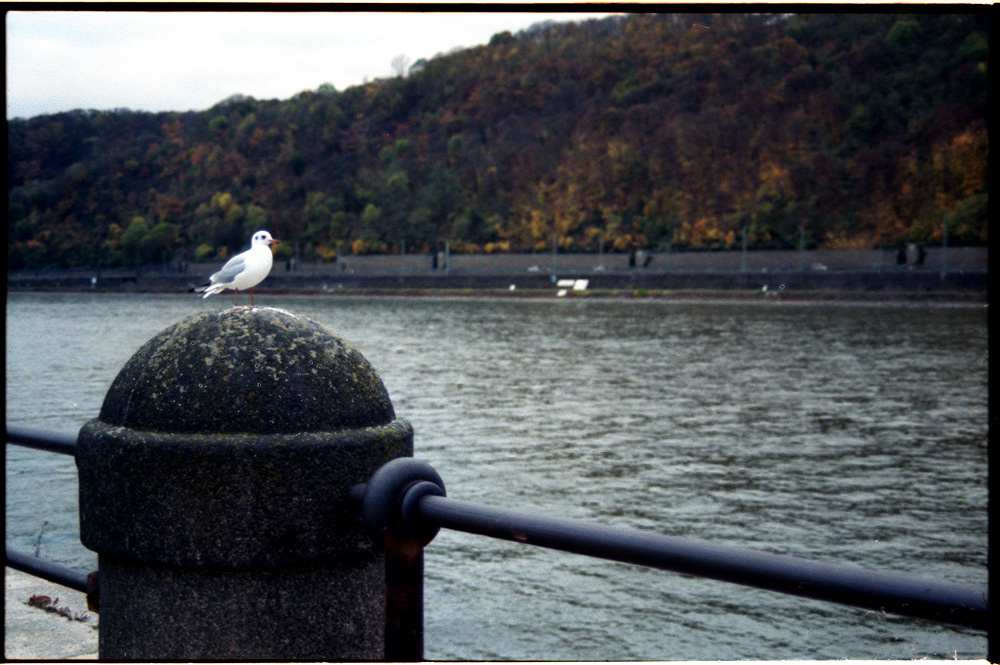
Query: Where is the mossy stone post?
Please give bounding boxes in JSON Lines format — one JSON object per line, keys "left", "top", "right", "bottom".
{"left": 76, "top": 307, "right": 412, "bottom": 660}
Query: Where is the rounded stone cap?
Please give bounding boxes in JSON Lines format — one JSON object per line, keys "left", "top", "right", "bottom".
{"left": 78, "top": 306, "right": 413, "bottom": 567}
{"left": 99, "top": 306, "right": 393, "bottom": 435}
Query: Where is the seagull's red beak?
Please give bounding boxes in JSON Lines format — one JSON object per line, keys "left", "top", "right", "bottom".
{"left": 270, "top": 238, "right": 279, "bottom": 245}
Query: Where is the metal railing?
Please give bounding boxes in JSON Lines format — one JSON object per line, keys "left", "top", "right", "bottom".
{"left": 7, "top": 426, "right": 78, "bottom": 456}
{"left": 353, "top": 457, "right": 990, "bottom": 661}
{"left": 5, "top": 426, "right": 100, "bottom": 611}
{"left": 6, "top": 426, "right": 990, "bottom": 660}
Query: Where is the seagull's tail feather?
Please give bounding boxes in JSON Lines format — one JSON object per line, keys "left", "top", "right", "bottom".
{"left": 194, "top": 283, "right": 227, "bottom": 298}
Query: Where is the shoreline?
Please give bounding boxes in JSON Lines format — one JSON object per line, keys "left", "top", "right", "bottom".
{"left": 7, "top": 285, "right": 988, "bottom": 307}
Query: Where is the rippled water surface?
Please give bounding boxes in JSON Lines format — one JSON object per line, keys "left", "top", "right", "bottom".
{"left": 6, "top": 292, "right": 988, "bottom": 659}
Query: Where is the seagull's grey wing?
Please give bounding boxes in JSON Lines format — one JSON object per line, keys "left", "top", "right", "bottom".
{"left": 210, "top": 253, "right": 248, "bottom": 284}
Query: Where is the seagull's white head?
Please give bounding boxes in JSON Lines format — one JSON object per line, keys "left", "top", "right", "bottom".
{"left": 251, "top": 230, "right": 279, "bottom": 248}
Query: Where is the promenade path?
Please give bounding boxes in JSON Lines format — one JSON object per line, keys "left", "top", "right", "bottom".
{"left": 4, "top": 568, "right": 98, "bottom": 660}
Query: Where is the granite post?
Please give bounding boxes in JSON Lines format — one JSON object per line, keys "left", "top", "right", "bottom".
{"left": 76, "top": 306, "right": 412, "bottom": 660}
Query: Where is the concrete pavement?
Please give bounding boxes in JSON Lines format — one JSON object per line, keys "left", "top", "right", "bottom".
{"left": 4, "top": 568, "right": 98, "bottom": 660}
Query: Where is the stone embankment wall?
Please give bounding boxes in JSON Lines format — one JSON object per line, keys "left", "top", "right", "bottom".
{"left": 7, "top": 247, "right": 988, "bottom": 294}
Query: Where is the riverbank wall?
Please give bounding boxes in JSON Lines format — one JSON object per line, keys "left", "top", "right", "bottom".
{"left": 7, "top": 248, "right": 988, "bottom": 298}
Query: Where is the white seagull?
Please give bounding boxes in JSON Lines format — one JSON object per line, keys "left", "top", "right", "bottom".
{"left": 194, "top": 230, "right": 279, "bottom": 305}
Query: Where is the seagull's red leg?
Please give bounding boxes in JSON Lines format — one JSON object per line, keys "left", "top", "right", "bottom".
{"left": 234, "top": 290, "right": 238, "bottom": 305}
{"left": 250, "top": 288, "right": 255, "bottom": 306}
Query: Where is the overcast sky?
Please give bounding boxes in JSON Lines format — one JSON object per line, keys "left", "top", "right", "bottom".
{"left": 6, "top": 10, "right": 616, "bottom": 120}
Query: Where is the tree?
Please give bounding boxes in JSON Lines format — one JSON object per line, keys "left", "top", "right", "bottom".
{"left": 391, "top": 54, "right": 411, "bottom": 78}
{"left": 120, "top": 217, "right": 150, "bottom": 265}
{"left": 4, "top": 14, "right": 990, "bottom": 267}
{"left": 145, "top": 222, "right": 179, "bottom": 263}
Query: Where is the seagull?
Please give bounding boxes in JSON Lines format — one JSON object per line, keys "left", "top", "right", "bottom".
{"left": 194, "top": 230, "right": 278, "bottom": 305}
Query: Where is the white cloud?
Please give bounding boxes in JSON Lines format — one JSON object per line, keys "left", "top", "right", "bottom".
{"left": 6, "top": 11, "right": 615, "bottom": 119}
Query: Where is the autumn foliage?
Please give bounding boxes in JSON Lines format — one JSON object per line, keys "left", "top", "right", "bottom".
{"left": 7, "top": 13, "right": 988, "bottom": 269}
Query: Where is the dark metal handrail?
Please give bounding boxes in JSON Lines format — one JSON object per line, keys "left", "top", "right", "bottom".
{"left": 354, "top": 457, "right": 990, "bottom": 661}
{"left": 416, "top": 492, "right": 989, "bottom": 629}
{"left": 5, "top": 548, "right": 89, "bottom": 593}
{"left": 6, "top": 426, "right": 77, "bottom": 456}
{"left": 6, "top": 427, "right": 98, "bottom": 611}
{"left": 5, "top": 427, "right": 991, "bottom": 660}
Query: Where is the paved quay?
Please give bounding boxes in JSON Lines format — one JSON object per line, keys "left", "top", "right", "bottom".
{"left": 5, "top": 568, "right": 98, "bottom": 660}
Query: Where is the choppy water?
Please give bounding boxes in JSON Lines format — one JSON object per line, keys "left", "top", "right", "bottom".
{"left": 5, "top": 292, "right": 988, "bottom": 659}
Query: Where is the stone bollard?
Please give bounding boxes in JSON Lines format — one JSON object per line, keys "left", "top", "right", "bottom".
{"left": 75, "top": 307, "right": 412, "bottom": 660}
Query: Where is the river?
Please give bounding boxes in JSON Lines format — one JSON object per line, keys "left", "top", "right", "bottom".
{"left": 5, "top": 292, "right": 988, "bottom": 659}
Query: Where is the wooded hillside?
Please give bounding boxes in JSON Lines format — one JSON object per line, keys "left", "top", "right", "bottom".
{"left": 7, "top": 12, "right": 989, "bottom": 269}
